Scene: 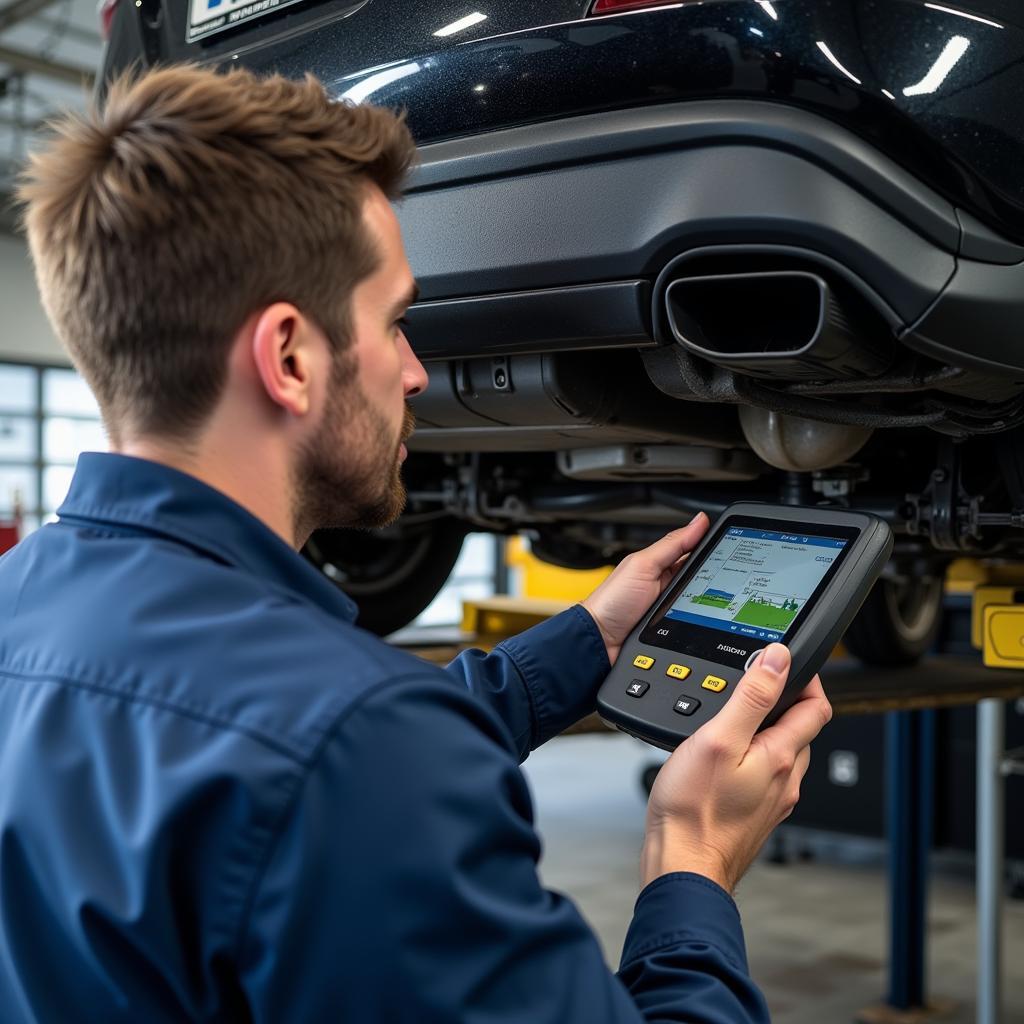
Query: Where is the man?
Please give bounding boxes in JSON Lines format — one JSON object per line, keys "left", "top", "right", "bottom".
{"left": 1, "top": 65, "right": 831, "bottom": 1021}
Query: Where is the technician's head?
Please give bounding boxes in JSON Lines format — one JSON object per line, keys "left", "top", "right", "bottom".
{"left": 18, "top": 64, "right": 428, "bottom": 543}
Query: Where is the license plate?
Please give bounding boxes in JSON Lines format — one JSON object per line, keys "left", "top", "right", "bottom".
{"left": 187, "top": 0, "right": 310, "bottom": 42}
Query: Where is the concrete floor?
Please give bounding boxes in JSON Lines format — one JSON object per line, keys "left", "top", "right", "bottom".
{"left": 521, "top": 733, "right": 1024, "bottom": 1024}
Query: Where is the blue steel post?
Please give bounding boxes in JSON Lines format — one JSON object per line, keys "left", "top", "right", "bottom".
{"left": 885, "top": 708, "right": 936, "bottom": 1011}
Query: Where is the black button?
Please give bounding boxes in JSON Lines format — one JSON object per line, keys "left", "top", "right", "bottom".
{"left": 626, "top": 680, "right": 650, "bottom": 698}
{"left": 673, "top": 696, "right": 701, "bottom": 716}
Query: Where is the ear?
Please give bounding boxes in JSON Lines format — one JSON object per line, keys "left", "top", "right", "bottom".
{"left": 249, "top": 303, "right": 320, "bottom": 418}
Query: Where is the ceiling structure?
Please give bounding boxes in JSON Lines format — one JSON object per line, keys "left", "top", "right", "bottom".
{"left": 0, "top": 0, "right": 101, "bottom": 232}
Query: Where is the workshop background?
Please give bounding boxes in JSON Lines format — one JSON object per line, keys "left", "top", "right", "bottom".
{"left": 2, "top": 1, "right": 1024, "bottom": 1022}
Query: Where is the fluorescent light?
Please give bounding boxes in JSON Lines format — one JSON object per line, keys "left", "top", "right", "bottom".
{"left": 882, "top": 88, "right": 896, "bottom": 100}
{"left": 924, "top": 3, "right": 1003, "bottom": 29}
{"left": 434, "top": 11, "right": 487, "bottom": 37}
{"left": 756, "top": 1, "right": 778, "bottom": 20}
{"left": 341, "top": 62, "right": 421, "bottom": 104}
{"left": 903, "top": 35, "right": 970, "bottom": 96}
{"left": 749, "top": 26, "right": 764, "bottom": 37}
{"left": 815, "top": 41, "right": 862, "bottom": 85}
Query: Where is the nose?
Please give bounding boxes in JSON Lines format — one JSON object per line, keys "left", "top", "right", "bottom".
{"left": 400, "top": 334, "right": 429, "bottom": 398}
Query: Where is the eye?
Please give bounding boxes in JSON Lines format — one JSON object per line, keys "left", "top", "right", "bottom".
{"left": 394, "top": 316, "right": 410, "bottom": 335}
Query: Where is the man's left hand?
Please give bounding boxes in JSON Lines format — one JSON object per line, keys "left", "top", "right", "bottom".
{"left": 581, "top": 512, "right": 710, "bottom": 665}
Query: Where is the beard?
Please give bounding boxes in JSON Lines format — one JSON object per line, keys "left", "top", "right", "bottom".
{"left": 292, "top": 356, "right": 415, "bottom": 542}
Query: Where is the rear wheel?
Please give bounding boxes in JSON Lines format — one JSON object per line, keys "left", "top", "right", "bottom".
{"left": 303, "top": 519, "right": 467, "bottom": 636}
{"left": 843, "top": 572, "right": 944, "bottom": 667}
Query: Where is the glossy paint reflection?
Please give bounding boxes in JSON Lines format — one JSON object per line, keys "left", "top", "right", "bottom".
{"left": 238, "top": 0, "right": 1024, "bottom": 239}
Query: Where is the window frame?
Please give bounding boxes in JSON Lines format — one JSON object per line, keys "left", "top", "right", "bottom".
{"left": 0, "top": 358, "right": 104, "bottom": 529}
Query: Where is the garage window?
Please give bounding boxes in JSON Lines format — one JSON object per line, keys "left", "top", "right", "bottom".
{"left": 0, "top": 362, "right": 104, "bottom": 536}
{"left": 0, "top": 360, "right": 499, "bottom": 626}
{"left": 0, "top": 362, "right": 106, "bottom": 536}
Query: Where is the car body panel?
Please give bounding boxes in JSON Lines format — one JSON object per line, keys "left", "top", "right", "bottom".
{"left": 106, "top": 1, "right": 1024, "bottom": 240}
{"left": 397, "top": 101, "right": 959, "bottom": 316}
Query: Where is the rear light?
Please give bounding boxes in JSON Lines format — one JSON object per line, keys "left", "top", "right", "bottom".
{"left": 590, "top": 0, "right": 678, "bottom": 13}
{"left": 98, "top": 0, "right": 120, "bottom": 39}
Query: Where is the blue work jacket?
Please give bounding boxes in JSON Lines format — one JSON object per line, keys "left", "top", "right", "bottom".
{"left": 0, "top": 452, "right": 769, "bottom": 1023}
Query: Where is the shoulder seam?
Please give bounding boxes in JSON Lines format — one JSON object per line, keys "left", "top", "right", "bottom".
{"left": 54, "top": 512, "right": 359, "bottom": 630}
{"left": 0, "top": 664, "right": 319, "bottom": 765}
{"left": 57, "top": 506, "right": 240, "bottom": 568}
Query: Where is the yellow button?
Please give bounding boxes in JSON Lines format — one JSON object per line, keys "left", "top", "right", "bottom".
{"left": 665, "top": 663, "right": 691, "bottom": 680}
{"left": 632, "top": 654, "right": 655, "bottom": 670}
{"left": 701, "top": 675, "right": 728, "bottom": 692}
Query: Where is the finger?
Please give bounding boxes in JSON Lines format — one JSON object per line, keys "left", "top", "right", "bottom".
{"left": 758, "top": 682, "right": 832, "bottom": 754}
{"left": 792, "top": 673, "right": 827, "bottom": 707}
{"left": 660, "top": 554, "right": 689, "bottom": 590}
{"left": 636, "top": 513, "right": 709, "bottom": 576}
{"left": 793, "top": 744, "right": 811, "bottom": 781}
{"left": 705, "top": 642, "right": 790, "bottom": 756}
{"left": 782, "top": 746, "right": 813, "bottom": 812}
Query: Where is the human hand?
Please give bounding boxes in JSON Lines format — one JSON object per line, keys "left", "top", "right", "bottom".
{"left": 580, "top": 513, "right": 709, "bottom": 664}
{"left": 641, "top": 643, "right": 832, "bottom": 893}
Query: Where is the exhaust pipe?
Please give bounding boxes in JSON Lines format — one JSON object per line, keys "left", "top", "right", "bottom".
{"left": 664, "top": 271, "right": 890, "bottom": 380}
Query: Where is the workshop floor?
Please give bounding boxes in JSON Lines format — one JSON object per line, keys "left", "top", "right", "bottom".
{"left": 522, "top": 733, "right": 1024, "bottom": 1024}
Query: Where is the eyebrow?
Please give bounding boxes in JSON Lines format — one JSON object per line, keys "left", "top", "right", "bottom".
{"left": 390, "top": 280, "right": 421, "bottom": 321}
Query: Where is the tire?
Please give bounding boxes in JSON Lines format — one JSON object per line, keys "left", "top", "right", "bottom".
{"left": 843, "top": 573, "right": 944, "bottom": 668}
{"left": 302, "top": 519, "right": 467, "bottom": 636}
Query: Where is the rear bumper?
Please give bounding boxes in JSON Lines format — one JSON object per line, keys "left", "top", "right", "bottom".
{"left": 400, "top": 100, "right": 1024, "bottom": 375}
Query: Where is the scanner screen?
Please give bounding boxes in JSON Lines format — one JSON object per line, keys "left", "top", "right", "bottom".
{"left": 664, "top": 526, "right": 847, "bottom": 644}
{"left": 640, "top": 517, "right": 858, "bottom": 667}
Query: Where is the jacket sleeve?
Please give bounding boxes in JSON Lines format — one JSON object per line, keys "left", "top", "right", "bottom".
{"left": 443, "top": 604, "right": 610, "bottom": 760}
{"left": 236, "top": 671, "right": 770, "bottom": 1024}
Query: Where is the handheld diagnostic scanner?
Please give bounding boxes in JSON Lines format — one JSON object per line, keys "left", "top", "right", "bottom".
{"left": 596, "top": 503, "right": 893, "bottom": 751}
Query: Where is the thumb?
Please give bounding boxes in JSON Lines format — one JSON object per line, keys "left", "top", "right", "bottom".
{"left": 707, "top": 643, "right": 791, "bottom": 756}
{"left": 637, "top": 513, "right": 709, "bottom": 575}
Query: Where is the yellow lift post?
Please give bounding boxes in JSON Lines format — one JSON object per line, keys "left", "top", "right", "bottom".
{"left": 456, "top": 538, "right": 611, "bottom": 649}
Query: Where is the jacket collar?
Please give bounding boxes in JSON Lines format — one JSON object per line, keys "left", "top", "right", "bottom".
{"left": 57, "top": 452, "right": 359, "bottom": 624}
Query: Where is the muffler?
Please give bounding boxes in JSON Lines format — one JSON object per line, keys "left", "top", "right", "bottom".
{"left": 664, "top": 271, "right": 890, "bottom": 380}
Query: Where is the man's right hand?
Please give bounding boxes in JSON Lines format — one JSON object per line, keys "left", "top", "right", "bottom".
{"left": 641, "top": 642, "right": 832, "bottom": 893}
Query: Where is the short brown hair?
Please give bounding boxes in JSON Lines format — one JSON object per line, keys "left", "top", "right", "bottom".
{"left": 17, "top": 64, "right": 417, "bottom": 443}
